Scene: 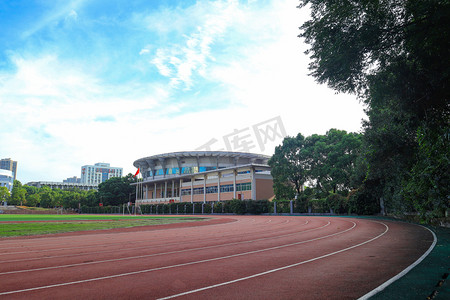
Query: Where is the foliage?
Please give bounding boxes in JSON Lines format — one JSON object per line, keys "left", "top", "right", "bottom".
{"left": 0, "top": 186, "right": 10, "bottom": 203}
{"left": 269, "top": 130, "right": 362, "bottom": 213}
{"left": 97, "top": 173, "right": 136, "bottom": 206}
{"left": 225, "top": 199, "right": 246, "bottom": 215}
{"left": 10, "top": 180, "right": 26, "bottom": 205}
{"left": 403, "top": 126, "right": 449, "bottom": 220}
{"left": 269, "top": 133, "right": 308, "bottom": 198}
{"left": 298, "top": 0, "right": 449, "bottom": 219}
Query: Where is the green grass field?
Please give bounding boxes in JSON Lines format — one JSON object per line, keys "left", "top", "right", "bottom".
{"left": 0, "top": 214, "right": 204, "bottom": 237}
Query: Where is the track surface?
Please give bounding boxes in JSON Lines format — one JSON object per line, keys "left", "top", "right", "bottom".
{"left": 0, "top": 216, "right": 433, "bottom": 299}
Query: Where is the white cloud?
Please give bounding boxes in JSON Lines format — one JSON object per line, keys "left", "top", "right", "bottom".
{"left": 145, "top": 0, "right": 242, "bottom": 90}
{"left": 0, "top": 0, "right": 366, "bottom": 183}
{"left": 21, "top": 0, "right": 86, "bottom": 39}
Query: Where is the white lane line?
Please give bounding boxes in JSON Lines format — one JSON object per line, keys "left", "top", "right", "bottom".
{"left": 0, "top": 219, "right": 311, "bottom": 263}
{"left": 0, "top": 220, "right": 319, "bottom": 275}
{"left": 0, "top": 220, "right": 352, "bottom": 295}
{"left": 358, "top": 225, "right": 437, "bottom": 300}
{"left": 157, "top": 221, "right": 389, "bottom": 300}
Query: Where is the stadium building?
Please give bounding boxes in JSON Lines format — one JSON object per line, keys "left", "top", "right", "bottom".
{"left": 133, "top": 151, "right": 274, "bottom": 205}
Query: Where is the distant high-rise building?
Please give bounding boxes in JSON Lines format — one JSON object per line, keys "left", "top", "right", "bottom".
{"left": 63, "top": 176, "right": 81, "bottom": 184}
{"left": 81, "top": 163, "right": 123, "bottom": 185}
{"left": 0, "top": 169, "right": 14, "bottom": 192}
{"left": 0, "top": 158, "right": 17, "bottom": 180}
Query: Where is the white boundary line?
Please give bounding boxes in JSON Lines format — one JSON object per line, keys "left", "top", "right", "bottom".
{"left": 0, "top": 221, "right": 355, "bottom": 296}
{"left": 157, "top": 221, "right": 389, "bottom": 299}
{"left": 357, "top": 225, "right": 437, "bottom": 299}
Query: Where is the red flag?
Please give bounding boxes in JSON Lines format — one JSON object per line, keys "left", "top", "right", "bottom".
{"left": 134, "top": 168, "right": 140, "bottom": 177}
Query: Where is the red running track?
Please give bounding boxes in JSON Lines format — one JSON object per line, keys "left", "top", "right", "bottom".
{"left": 0, "top": 216, "right": 434, "bottom": 299}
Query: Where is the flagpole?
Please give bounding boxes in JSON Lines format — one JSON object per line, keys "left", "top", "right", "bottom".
{"left": 134, "top": 167, "right": 140, "bottom": 216}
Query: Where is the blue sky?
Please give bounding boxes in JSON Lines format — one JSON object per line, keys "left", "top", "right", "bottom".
{"left": 0, "top": 0, "right": 366, "bottom": 183}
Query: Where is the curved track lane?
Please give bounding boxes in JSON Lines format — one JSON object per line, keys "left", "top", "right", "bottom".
{"left": 0, "top": 216, "right": 434, "bottom": 299}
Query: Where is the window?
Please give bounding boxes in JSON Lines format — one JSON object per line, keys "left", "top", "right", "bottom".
{"left": 220, "top": 184, "right": 234, "bottom": 193}
{"left": 193, "top": 187, "right": 204, "bottom": 195}
{"left": 236, "top": 182, "right": 251, "bottom": 191}
{"left": 181, "top": 167, "right": 199, "bottom": 174}
{"left": 206, "top": 186, "right": 218, "bottom": 194}
{"left": 166, "top": 168, "right": 180, "bottom": 175}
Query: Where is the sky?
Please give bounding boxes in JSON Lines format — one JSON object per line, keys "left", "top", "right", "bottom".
{"left": 0, "top": 0, "right": 366, "bottom": 184}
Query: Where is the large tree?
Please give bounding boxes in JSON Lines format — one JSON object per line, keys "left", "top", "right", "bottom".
{"left": 10, "top": 180, "right": 26, "bottom": 206}
{"left": 270, "top": 130, "right": 361, "bottom": 199}
{"left": 0, "top": 186, "right": 10, "bottom": 203}
{"left": 269, "top": 134, "right": 309, "bottom": 199}
{"left": 298, "top": 0, "right": 449, "bottom": 218}
{"left": 97, "top": 174, "right": 136, "bottom": 206}
{"left": 308, "top": 129, "right": 362, "bottom": 194}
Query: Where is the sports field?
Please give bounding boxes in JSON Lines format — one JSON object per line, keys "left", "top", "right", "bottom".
{"left": 0, "top": 214, "right": 203, "bottom": 237}
{"left": 0, "top": 215, "right": 438, "bottom": 299}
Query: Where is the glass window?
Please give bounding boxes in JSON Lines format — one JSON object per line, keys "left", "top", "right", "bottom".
{"left": 206, "top": 186, "right": 218, "bottom": 194}
{"left": 236, "top": 182, "right": 251, "bottom": 191}
{"left": 166, "top": 168, "right": 179, "bottom": 175}
{"left": 220, "top": 184, "right": 234, "bottom": 193}
{"left": 193, "top": 187, "right": 204, "bottom": 195}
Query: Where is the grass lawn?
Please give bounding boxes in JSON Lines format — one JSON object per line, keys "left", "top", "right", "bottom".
{"left": 0, "top": 214, "right": 205, "bottom": 237}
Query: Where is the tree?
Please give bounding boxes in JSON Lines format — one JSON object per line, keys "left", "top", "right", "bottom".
{"left": 270, "top": 130, "right": 362, "bottom": 205}
{"left": 298, "top": 0, "right": 449, "bottom": 219}
{"left": 0, "top": 186, "right": 10, "bottom": 203}
{"left": 269, "top": 134, "right": 309, "bottom": 199}
{"left": 307, "top": 129, "right": 362, "bottom": 195}
{"left": 97, "top": 174, "right": 136, "bottom": 206}
{"left": 39, "top": 186, "right": 55, "bottom": 208}
{"left": 26, "top": 193, "right": 40, "bottom": 207}
{"left": 10, "top": 180, "right": 26, "bottom": 205}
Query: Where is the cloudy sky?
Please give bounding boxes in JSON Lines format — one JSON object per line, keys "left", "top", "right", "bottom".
{"left": 0, "top": 0, "right": 366, "bottom": 183}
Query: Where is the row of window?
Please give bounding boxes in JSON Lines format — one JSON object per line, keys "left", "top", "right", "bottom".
{"left": 180, "top": 182, "right": 252, "bottom": 196}
{"left": 146, "top": 166, "right": 221, "bottom": 177}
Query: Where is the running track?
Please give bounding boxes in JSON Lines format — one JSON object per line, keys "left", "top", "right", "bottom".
{"left": 0, "top": 216, "right": 434, "bottom": 299}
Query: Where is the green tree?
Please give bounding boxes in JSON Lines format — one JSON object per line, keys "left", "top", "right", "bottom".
{"left": 39, "top": 186, "right": 55, "bottom": 208}
{"left": 62, "top": 190, "right": 81, "bottom": 209}
{"left": 97, "top": 174, "right": 136, "bottom": 206}
{"left": 26, "top": 193, "right": 40, "bottom": 207}
{"left": 0, "top": 186, "right": 10, "bottom": 203}
{"left": 270, "top": 130, "right": 361, "bottom": 210}
{"left": 10, "top": 180, "right": 26, "bottom": 206}
{"left": 85, "top": 189, "right": 99, "bottom": 207}
{"left": 298, "top": 0, "right": 449, "bottom": 218}
{"left": 23, "top": 185, "right": 39, "bottom": 196}
{"left": 308, "top": 129, "right": 362, "bottom": 194}
{"left": 269, "top": 134, "right": 309, "bottom": 199}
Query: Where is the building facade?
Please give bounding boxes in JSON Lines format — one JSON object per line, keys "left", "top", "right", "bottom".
{"left": 63, "top": 176, "right": 81, "bottom": 184}
{"left": 0, "top": 158, "right": 17, "bottom": 180}
{"left": 81, "top": 163, "right": 123, "bottom": 185}
{"left": 0, "top": 169, "right": 14, "bottom": 192}
{"left": 133, "top": 151, "right": 274, "bottom": 205}
{"left": 26, "top": 181, "right": 98, "bottom": 191}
